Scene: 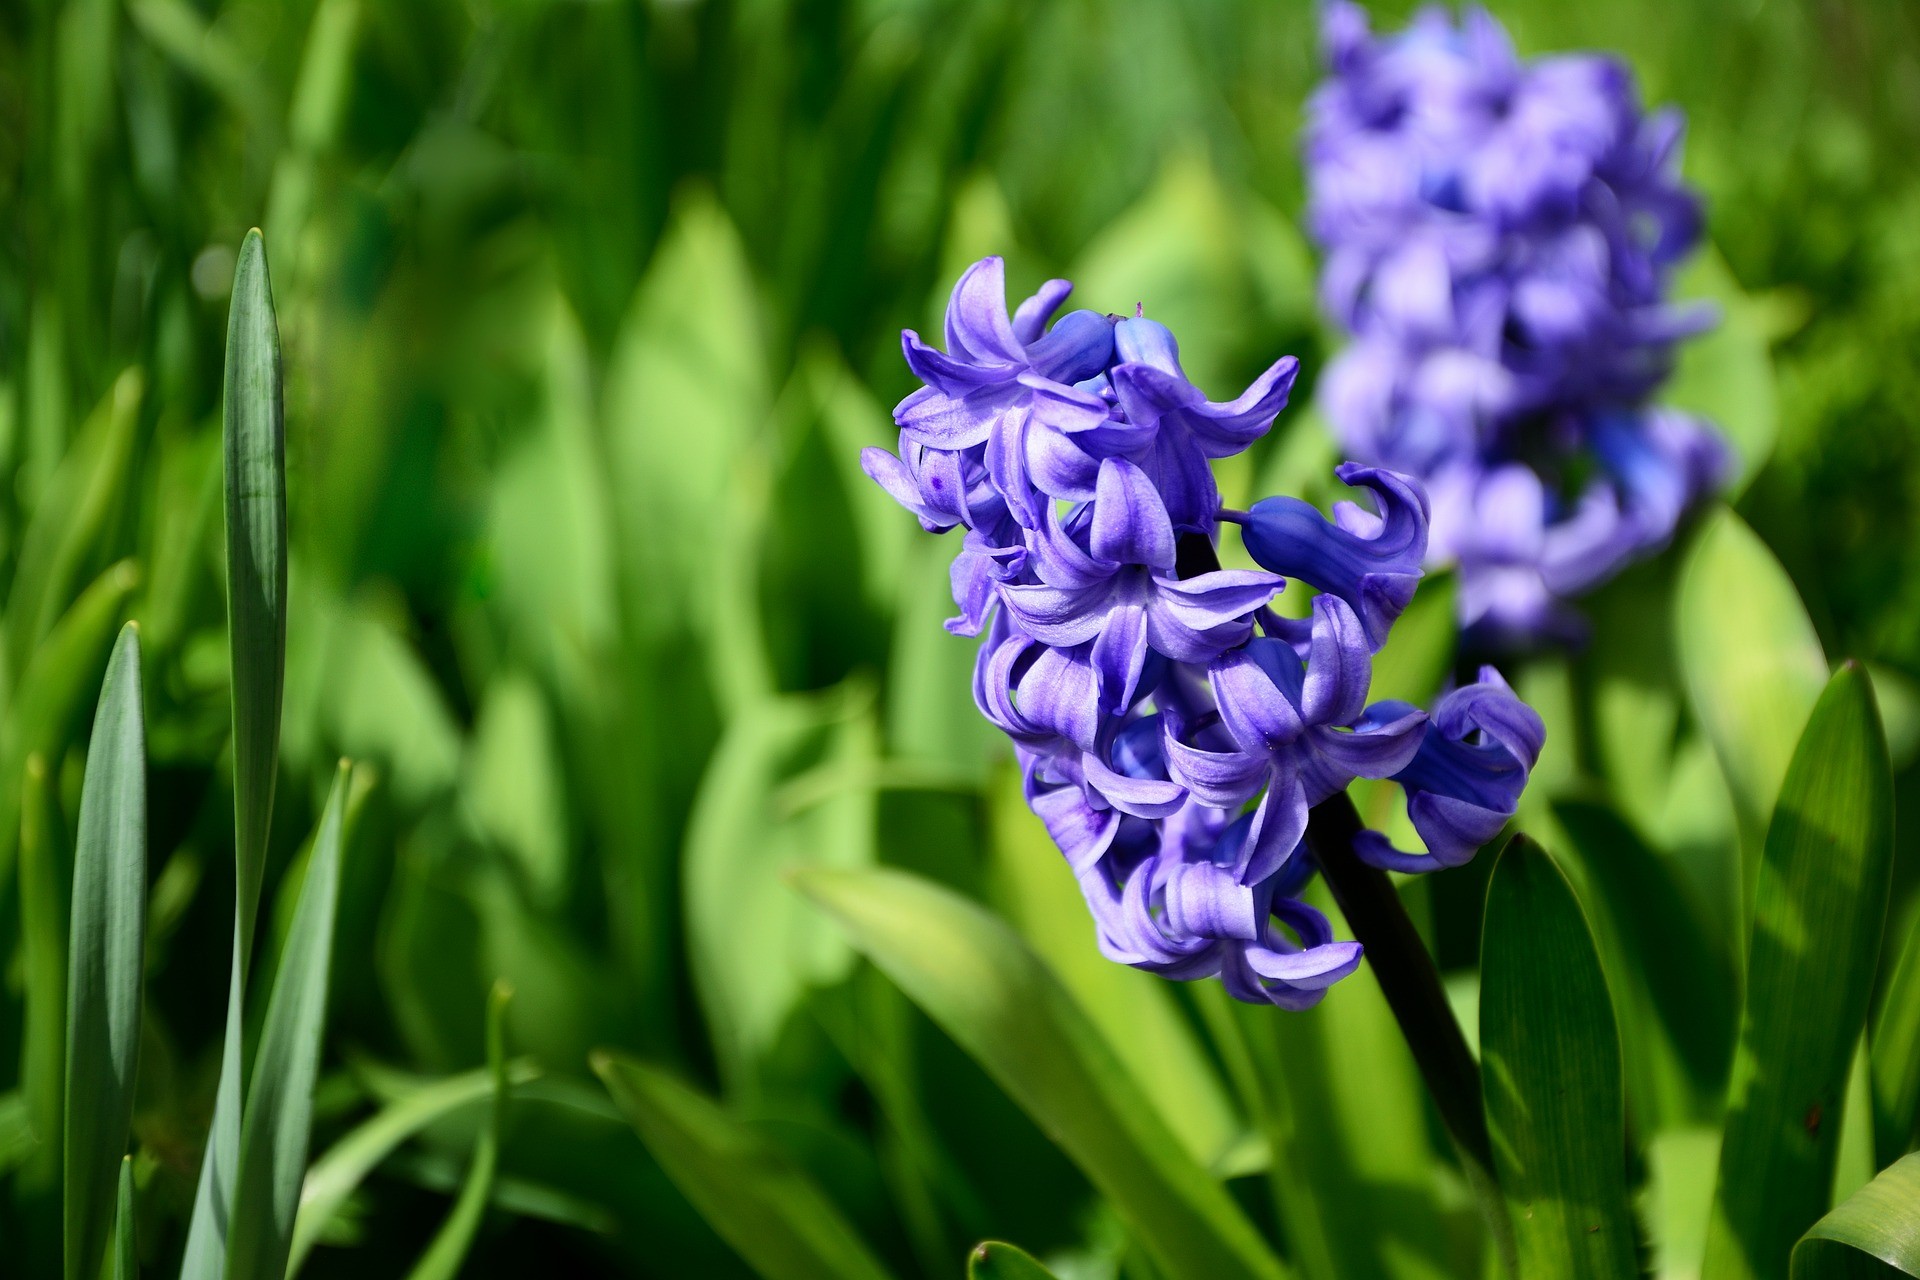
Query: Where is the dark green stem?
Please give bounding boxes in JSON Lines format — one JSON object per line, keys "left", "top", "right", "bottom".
{"left": 1306, "top": 791, "right": 1518, "bottom": 1277}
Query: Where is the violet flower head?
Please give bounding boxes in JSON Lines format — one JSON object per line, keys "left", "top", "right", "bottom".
{"left": 864, "top": 255, "right": 1545, "bottom": 1005}
{"left": 1305, "top": 1, "right": 1728, "bottom": 646}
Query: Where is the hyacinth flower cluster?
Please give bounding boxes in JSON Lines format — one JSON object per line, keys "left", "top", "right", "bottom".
{"left": 862, "top": 258, "right": 1544, "bottom": 1006}
{"left": 1306, "top": 1, "right": 1728, "bottom": 645}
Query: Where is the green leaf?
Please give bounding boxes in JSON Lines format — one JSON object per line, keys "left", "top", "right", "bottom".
{"left": 591, "top": 1052, "right": 897, "bottom": 1280}
{"left": 64, "top": 623, "right": 147, "bottom": 1280}
{"left": 6, "top": 367, "right": 143, "bottom": 682}
{"left": 223, "top": 226, "right": 287, "bottom": 955}
{"left": 0, "top": 557, "right": 140, "bottom": 901}
{"left": 182, "top": 229, "right": 290, "bottom": 1280}
{"left": 115, "top": 1155, "right": 137, "bottom": 1280}
{"left": 1480, "top": 836, "right": 1637, "bottom": 1279}
{"left": 1666, "top": 246, "right": 1779, "bottom": 495}
{"left": 684, "top": 686, "right": 876, "bottom": 1089}
{"left": 968, "top": 1241, "right": 1061, "bottom": 1280}
{"left": 1791, "top": 1153, "right": 1920, "bottom": 1279}
{"left": 224, "top": 761, "right": 351, "bottom": 1280}
{"left": 1872, "top": 908, "right": 1920, "bottom": 1165}
{"left": 405, "top": 980, "right": 513, "bottom": 1280}
{"left": 287, "top": 1060, "right": 541, "bottom": 1276}
{"left": 1706, "top": 665, "right": 1895, "bottom": 1280}
{"left": 1365, "top": 568, "right": 1457, "bottom": 707}
{"left": 986, "top": 768, "right": 1242, "bottom": 1172}
{"left": 795, "top": 865, "right": 1290, "bottom": 1280}
{"left": 1676, "top": 507, "right": 1828, "bottom": 881}
{"left": 18, "top": 752, "right": 68, "bottom": 1197}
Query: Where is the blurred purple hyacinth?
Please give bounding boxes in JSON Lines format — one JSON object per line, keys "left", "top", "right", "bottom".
{"left": 1307, "top": 0, "right": 1728, "bottom": 645}
{"left": 863, "top": 256, "right": 1545, "bottom": 1005}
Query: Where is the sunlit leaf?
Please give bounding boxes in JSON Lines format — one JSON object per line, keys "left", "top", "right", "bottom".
{"left": 968, "top": 1241, "right": 1060, "bottom": 1280}
{"left": 795, "top": 865, "right": 1289, "bottom": 1280}
{"left": 1481, "top": 837, "right": 1637, "bottom": 1279}
{"left": 1706, "top": 665, "right": 1895, "bottom": 1280}
{"left": 1871, "top": 907, "right": 1920, "bottom": 1167}
{"left": 593, "top": 1053, "right": 896, "bottom": 1280}
{"left": 64, "top": 623, "right": 147, "bottom": 1280}
{"left": 1676, "top": 506, "right": 1828, "bottom": 889}
{"left": 1792, "top": 1153, "right": 1920, "bottom": 1279}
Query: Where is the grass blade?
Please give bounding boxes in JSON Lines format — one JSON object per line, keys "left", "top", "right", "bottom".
{"left": 64, "top": 622, "right": 147, "bottom": 1280}
{"left": 223, "top": 761, "right": 350, "bottom": 1280}
{"left": 288, "top": 1061, "right": 542, "bottom": 1276}
{"left": 592, "top": 1051, "right": 897, "bottom": 1280}
{"left": 1706, "top": 664, "right": 1895, "bottom": 1280}
{"left": 795, "top": 865, "right": 1291, "bottom": 1280}
{"left": 1791, "top": 1153, "right": 1920, "bottom": 1278}
{"left": 968, "top": 1241, "right": 1060, "bottom": 1280}
{"left": 1871, "top": 907, "right": 1920, "bottom": 1165}
{"left": 1480, "top": 836, "right": 1637, "bottom": 1278}
{"left": 404, "top": 981, "right": 514, "bottom": 1280}
{"left": 182, "top": 227, "right": 288, "bottom": 1280}
{"left": 116, "top": 1155, "right": 137, "bottom": 1280}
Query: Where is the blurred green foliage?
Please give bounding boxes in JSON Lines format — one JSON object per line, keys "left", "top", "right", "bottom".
{"left": 2, "top": 0, "right": 1919, "bottom": 1275}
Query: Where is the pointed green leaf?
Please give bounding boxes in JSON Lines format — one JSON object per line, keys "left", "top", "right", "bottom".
{"left": 0, "top": 559, "right": 139, "bottom": 899}
{"left": 115, "top": 1155, "right": 137, "bottom": 1280}
{"left": 64, "top": 623, "right": 147, "bottom": 1280}
{"left": 1481, "top": 837, "right": 1637, "bottom": 1279}
{"left": 1871, "top": 908, "right": 1920, "bottom": 1166}
{"left": 684, "top": 687, "right": 876, "bottom": 1088}
{"left": 287, "top": 1060, "right": 541, "bottom": 1276}
{"left": 795, "top": 866, "right": 1290, "bottom": 1280}
{"left": 1791, "top": 1153, "right": 1920, "bottom": 1279}
{"left": 592, "top": 1052, "right": 896, "bottom": 1280}
{"left": 1676, "top": 507, "right": 1827, "bottom": 863}
{"left": 1706, "top": 665, "right": 1895, "bottom": 1280}
{"left": 182, "top": 229, "right": 290, "bottom": 1280}
{"left": 6, "top": 368, "right": 143, "bottom": 679}
{"left": 223, "top": 226, "right": 287, "bottom": 954}
{"left": 404, "top": 981, "right": 513, "bottom": 1280}
{"left": 224, "top": 761, "right": 350, "bottom": 1280}
{"left": 968, "top": 1241, "right": 1060, "bottom": 1280}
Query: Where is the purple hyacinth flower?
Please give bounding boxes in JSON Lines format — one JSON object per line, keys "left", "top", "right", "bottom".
{"left": 1236, "top": 463, "right": 1429, "bottom": 650}
{"left": 1354, "top": 667, "right": 1546, "bottom": 872}
{"left": 1002, "top": 458, "right": 1282, "bottom": 711}
{"left": 1162, "top": 598, "right": 1426, "bottom": 884}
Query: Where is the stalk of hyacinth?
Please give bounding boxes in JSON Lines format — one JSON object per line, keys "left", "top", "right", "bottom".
{"left": 861, "top": 256, "right": 1545, "bottom": 1010}
{"left": 1305, "top": 0, "right": 1729, "bottom": 646}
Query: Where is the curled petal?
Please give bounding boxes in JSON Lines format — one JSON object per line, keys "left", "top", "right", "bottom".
{"left": 1091, "top": 458, "right": 1177, "bottom": 570}
{"left": 1000, "top": 579, "right": 1114, "bottom": 648}
{"left": 1025, "top": 310, "right": 1117, "bottom": 385}
{"left": 1389, "top": 667, "right": 1545, "bottom": 866}
{"left": 1241, "top": 463, "right": 1429, "bottom": 650}
{"left": 1012, "top": 278, "right": 1074, "bottom": 345}
{"left": 1207, "top": 641, "right": 1306, "bottom": 755}
{"left": 943, "top": 257, "right": 1025, "bottom": 365}
{"left": 1301, "top": 594, "right": 1373, "bottom": 726}
{"left": 1163, "top": 862, "right": 1260, "bottom": 942}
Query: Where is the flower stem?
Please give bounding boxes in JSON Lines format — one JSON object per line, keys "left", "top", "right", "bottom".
{"left": 1306, "top": 791, "right": 1518, "bottom": 1278}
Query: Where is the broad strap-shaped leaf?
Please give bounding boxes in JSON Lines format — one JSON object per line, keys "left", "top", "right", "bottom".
{"left": 796, "top": 866, "right": 1290, "bottom": 1280}
{"left": 968, "top": 1241, "right": 1061, "bottom": 1280}
{"left": 182, "top": 228, "right": 289, "bottom": 1280}
{"left": 1706, "top": 665, "right": 1895, "bottom": 1280}
{"left": 404, "top": 981, "right": 513, "bottom": 1280}
{"left": 223, "top": 761, "right": 350, "bottom": 1280}
{"left": 592, "top": 1052, "right": 897, "bottom": 1280}
{"left": 64, "top": 623, "right": 147, "bottom": 1280}
{"left": 1480, "top": 836, "right": 1637, "bottom": 1279}
{"left": 116, "top": 1155, "right": 137, "bottom": 1280}
{"left": 1871, "top": 908, "right": 1920, "bottom": 1166}
{"left": 1676, "top": 508, "right": 1827, "bottom": 874}
{"left": 288, "top": 1061, "right": 542, "bottom": 1276}
{"left": 1791, "top": 1153, "right": 1920, "bottom": 1278}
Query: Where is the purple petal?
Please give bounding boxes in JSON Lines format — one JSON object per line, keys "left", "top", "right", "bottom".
{"left": 1090, "top": 458, "right": 1177, "bottom": 570}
